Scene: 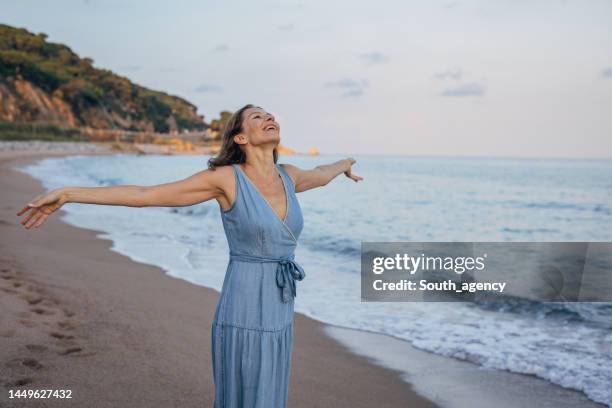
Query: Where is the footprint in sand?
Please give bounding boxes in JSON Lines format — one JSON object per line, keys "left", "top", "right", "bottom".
{"left": 19, "top": 293, "right": 44, "bottom": 305}
{"left": 18, "top": 319, "right": 37, "bottom": 328}
{"left": 48, "top": 331, "right": 75, "bottom": 340}
{"left": 42, "top": 298, "right": 60, "bottom": 306}
{"left": 0, "top": 329, "right": 16, "bottom": 338}
{"left": 4, "top": 357, "right": 43, "bottom": 370}
{"left": 24, "top": 344, "right": 48, "bottom": 353}
{"left": 13, "top": 377, "right": 34, "bottom": 386}
{"left": 73, "top": 351, "right": 97, "bottom": 358}
{"left": 47, "top": 331, "right": 91, "bottom": 356}
{"left": 20, "top": 358, "right": 44, "bottom": 370}
{"left": 1, "top": 287, "right": 18, "bottom": 294}
{"left": 58, "top": 347, "right": 83, "bottom": 356}
{"left": 25, "top": 284, "right": 44, "bottom": 294}
{"left": 0, "top": 267, "right": 20, "bottom": 278}
{"left": 31, "top": 307, "right": 55, "bottom": 316}
{"left": 56, "top": 320, "right": 76, "bottom": 331}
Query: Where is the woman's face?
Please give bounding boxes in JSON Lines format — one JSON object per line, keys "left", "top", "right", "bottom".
{"left": 237, "top": 107, "right": 280, "bottom": 146}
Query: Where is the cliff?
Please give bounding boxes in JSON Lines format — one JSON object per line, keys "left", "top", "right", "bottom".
{"left": 0, "top": 24, "right": 206, "bottom": 133}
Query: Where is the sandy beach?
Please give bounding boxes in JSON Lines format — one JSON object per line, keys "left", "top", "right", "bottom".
{"left": 0, "top": 143, "right": 436, "bottom": 407}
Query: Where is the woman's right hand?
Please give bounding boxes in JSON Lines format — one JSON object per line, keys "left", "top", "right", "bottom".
{"left": 16, "top": 189, "right": 68, "bottom": 230}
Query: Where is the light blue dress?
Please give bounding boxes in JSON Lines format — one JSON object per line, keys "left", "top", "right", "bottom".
{"left": 211, "top": 162, "right": 305, "bottom": 407}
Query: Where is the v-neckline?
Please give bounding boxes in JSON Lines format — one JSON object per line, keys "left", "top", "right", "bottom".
{"left": 236, "top": 163, "right": 289, "bottom": 224}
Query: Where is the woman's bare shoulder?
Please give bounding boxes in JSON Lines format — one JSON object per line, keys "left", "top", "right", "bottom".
{"left": 209, "top": 163, "right": 235, "bottom": 173}
{"left": 279, "top": 163, "right": 303, "bottom": 189}
{"left": 182, "top": 164, "right": 236, "bottom": 195}
{"left": 205, "top": 164, "right": 237, "bottom": 210}
{"left": 279, "top": 163, "right": 301, "bottom": 175}
{"left": 207, "top": 164, "right": 236, "bottom": 184}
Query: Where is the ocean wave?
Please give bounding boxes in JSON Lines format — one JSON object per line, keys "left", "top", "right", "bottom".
{"left": 472, "top": 296, "right": 612, "bottom": 329}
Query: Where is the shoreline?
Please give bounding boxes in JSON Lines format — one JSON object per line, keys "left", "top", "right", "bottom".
{"left": 0, "top": 146, "right": 436, "bottom": 407}
{"left": 324, "top": 325, "right": 605, "bottom": 408}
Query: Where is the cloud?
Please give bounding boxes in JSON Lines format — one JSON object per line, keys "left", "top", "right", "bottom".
{"left": 194, "top": 84, "right": 223, "bottom": 93}
{"left": 211, "top": 44, "right": 229, "bottom": 53}
{"left": 324, "top": 78, "right": 368, "bottom": 98}
{"left": 268, "top": 2, "right": 305, "bottom": 10}
{"left": 433, "top": 68, "right": 464, "bottom": 80}
{"left": 444, "top": 1, "right": 461, "bottom": 9}
{"left": 601, "top": 67, "right": 612, "bottom": 78}
{"left": 278, "top": 24, "right": 295, "bottom": 32}
{"left": 160, "top": 67, "right": 182, "bottom": 73}
{"left": 119, "top": 64, "right": 142, "bottom": 72}
{"left": 440, "top": 82, "right": 485, "bottom": 97}
{"left": 359, "top": 52, "right": 390, "bottom": 66}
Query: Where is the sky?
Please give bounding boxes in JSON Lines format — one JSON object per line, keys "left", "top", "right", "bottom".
{"left": 2, "top": 0, "right": 612, "bottom": 158}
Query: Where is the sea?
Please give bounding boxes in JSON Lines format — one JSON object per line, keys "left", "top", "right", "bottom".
{"left": 17, "top": 153, "right": 612, "bottom": 407}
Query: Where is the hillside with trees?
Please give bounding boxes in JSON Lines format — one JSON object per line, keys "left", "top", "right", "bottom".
{"left": 0, "top": 23, "right": 207, "bottom": 139}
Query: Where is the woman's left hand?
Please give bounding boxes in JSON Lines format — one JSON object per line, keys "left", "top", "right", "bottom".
{"left": 343, "top": 158, "right": 363, "bottom": 182}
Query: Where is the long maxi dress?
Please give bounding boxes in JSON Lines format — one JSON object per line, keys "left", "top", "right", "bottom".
{"left": 211, "top": 162, "right": 305, "bottom": 408}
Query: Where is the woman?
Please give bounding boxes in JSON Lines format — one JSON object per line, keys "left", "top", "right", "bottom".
{"left": 16, "top": 103, "right": 363, "bottom": 407}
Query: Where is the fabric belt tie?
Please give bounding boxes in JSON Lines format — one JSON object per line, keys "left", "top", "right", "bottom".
{"left": 229, "top": 253, "right": 306, "bottom": 303}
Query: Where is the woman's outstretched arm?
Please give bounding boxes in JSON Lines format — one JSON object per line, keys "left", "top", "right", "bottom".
{"left": 60, "top": 168, "right": 226, "bottom": 207}
{"left": 16, "top": 166, "right": 231, "bottom": 229}
{"left": 282, "top": 158, "right": 362, "bottom": 193}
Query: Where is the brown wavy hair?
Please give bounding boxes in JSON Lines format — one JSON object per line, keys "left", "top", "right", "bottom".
{"left": 207, "top": 103, "right": 279, "bottom": 170}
